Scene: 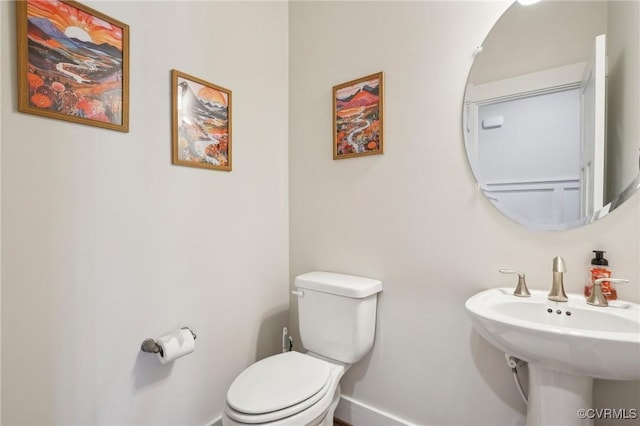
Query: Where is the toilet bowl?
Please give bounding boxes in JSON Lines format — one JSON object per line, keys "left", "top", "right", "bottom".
{"left": 223, "top": 271, "right": 382, "bottom": 426}
{"left": 223, "top": 351, "right": 346, "bottom": 426}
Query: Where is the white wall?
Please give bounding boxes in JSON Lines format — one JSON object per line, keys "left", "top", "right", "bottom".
{"left": 469, "top": 1, "right": 607, "bottom": 85}
{"left": 1, "top": 1, "right": 289, "bottom": 425}
{"left": 606, "top": 0, "right": 640, "bottom": 201}
{"left": 289, "top": 2, "right": 640, "bottom": 425}
{"left": 0, "top": 0, "right": 3, "bottom": 420}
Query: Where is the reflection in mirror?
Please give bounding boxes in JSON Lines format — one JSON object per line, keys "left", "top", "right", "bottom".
{"left": 463, "top": 1, "right": 640, "bottom": 231}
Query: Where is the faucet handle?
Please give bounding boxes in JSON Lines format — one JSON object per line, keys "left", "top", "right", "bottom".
{"left": 594, "top": 278, "right": 629, "bottom": 285}
{"left": 587, "top": 278, "right": 629, "bottom": 307}
{"left": 499, "top": 269, "right": 531, "bottom": 297}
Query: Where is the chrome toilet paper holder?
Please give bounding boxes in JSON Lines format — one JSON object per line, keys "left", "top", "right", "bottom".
{"left": 140, "top": 327, "right": 197, "bottom": 356}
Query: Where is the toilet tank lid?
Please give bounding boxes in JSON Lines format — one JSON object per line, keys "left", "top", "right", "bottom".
{"left": 295, "top": 271, "right": 382, "bottom": 298}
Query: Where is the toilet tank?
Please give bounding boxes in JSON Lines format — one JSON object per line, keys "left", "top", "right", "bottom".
{"left": 294, "top": 271, "right": 382, "bottom": 364}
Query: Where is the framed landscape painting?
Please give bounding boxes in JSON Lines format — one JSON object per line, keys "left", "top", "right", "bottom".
{"left": 171, "top": 70, "right": 232, "bottom": 171}
{"left": 333, "top": 72, "right": 384, "bottom": 159}
{"left": 16, "top": 0, "right": 129, "bottom": 132}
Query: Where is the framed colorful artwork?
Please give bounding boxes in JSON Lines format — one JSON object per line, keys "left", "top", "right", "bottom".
{"left": 333, "top": 72, "right": 384, "bottom": 159}
{"left": 16, "top": 0, "right": 129, "bottom": 132}
{"left": 171, "top": 70, "right": 232, "bottom": 171}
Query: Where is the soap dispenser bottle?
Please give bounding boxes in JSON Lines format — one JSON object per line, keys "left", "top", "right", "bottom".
{"left": 585, "top": 250, "right": 615, "bottom": 300}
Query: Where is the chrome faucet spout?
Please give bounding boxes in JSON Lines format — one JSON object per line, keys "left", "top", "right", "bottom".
{"left": 552, "top": 256, "right": 566, "bottom": 273}
{"left": 548, "top": 256, "right": 568, "bottom": 302}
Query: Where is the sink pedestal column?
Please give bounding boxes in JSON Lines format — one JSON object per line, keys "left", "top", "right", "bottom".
{"left": 527, "top": 364, "right": 593, "bottom": 426}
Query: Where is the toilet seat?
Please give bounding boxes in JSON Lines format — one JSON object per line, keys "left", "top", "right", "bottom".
{"left": 225, "top": 352, "right": 332, "bottom": 424}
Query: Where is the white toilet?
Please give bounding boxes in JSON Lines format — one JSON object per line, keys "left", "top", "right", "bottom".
{"left": 223, "top": 271, "right": 382, "bottom": 426}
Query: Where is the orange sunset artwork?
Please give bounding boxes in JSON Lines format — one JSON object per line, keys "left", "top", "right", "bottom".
{"left": 22, "top": 0, "right": 126, "bottom": 126}
{"left": 334, "top": 74, "right": 382, "bottom": 158}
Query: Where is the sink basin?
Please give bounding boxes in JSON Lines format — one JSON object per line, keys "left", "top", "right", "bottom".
{"left": 466, "top": 288, "right": 640, "bottom": 426}
{"left": 465, "top": 287, "right": 640, "bottom": 380}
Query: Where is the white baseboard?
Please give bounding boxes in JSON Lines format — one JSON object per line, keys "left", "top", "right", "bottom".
{"left": 335, "top": 395, "right": 416, "bottom": 426}
{"left": 205, "top": 414, "right": 222, "bottom": 426}
{"left": 207, "top": 396, "right": 415, "bottom": 426}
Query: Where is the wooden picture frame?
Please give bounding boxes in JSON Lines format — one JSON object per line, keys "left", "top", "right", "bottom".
{"left": 171, "top": 70, "right": 232, "bottom": 171}
{"left": 17, "top": 0, "right": 129, "bottom": 132}
{"left": 333, "top": 72, "right": 384, "bottom": 159}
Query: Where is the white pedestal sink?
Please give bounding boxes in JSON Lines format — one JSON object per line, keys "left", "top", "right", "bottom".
{"left": 465, "top": 288, "right": 640, "bottom": 426}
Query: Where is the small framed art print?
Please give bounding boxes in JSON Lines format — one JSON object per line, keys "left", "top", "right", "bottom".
{"left": 333, "top": 72, "right": 383, "bottom": 159}
{"left": 171, "top": 69, "right": 232, "bottom": 171}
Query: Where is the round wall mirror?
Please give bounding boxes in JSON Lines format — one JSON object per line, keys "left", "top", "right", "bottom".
{"left": 463, "top": 0, "right": 640, "bottom": 231}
